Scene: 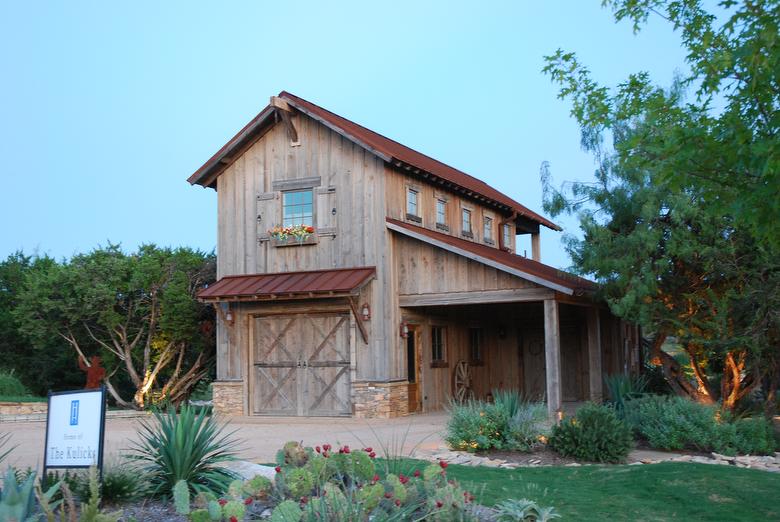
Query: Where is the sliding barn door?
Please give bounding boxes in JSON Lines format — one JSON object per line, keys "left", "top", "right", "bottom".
{"left": 253, "top": 313, "right": 351, "bottom": 416}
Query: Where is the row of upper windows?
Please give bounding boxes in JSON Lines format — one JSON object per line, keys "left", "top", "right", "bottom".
{"left": 407, "top": 188, "right": 512, "bottom": 248}
{"left": 429, "top": 325, "right": 484, "bottom": 366}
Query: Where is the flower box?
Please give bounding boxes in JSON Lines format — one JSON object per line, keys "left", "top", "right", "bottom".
{"left": 271, "top": 234, "right": 319, "bottom": 247}
{"left": 268, "top": 224, "right": 318, "bottom": 247}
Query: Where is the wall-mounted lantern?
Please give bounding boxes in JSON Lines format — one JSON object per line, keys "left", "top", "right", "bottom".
{"left": 361, "top": 303, "right": 371, "bottom": 321}
{"left": 399, "top": 321, "right": 409, "bottom": 339}
{"left": 220, "top": 302, "right": 235, "bottom": 326}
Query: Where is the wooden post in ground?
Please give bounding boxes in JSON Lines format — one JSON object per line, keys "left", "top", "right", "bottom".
{"left": 544, "top": 299, "right": 562, "bottom": 421}
{"left": 587, "top": 307, "right": 603, "bottom": 402}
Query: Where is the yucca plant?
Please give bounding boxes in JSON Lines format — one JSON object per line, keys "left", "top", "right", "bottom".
{"left": 604, "top": 373, "right": 648, "bottom": 418}
{"left": 128, "top": 404, "right": 240, "bottom": 497}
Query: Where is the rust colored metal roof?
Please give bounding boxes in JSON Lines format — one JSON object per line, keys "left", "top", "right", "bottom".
{"left": 188, "top": 91, "right": 561, "bottom": 231}
{"left": 386, "top": 218, "right": 595, "bottom": 295}
{"left": 197, "top": 267, "right": 376, "bottom": 301}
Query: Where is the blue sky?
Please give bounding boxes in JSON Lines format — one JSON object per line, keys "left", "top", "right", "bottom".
{"left": 0, "top": 1, "right": 688, "bottom": 269}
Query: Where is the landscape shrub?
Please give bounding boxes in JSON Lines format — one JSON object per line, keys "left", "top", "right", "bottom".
{"left": 0, "top": 370, "right": 30, "bottom": 397}
{"left": 445, "top": 390, "right": 546, "bottom": 452}
{"left": 55, "top": 461, "right": 149, "bottom": 505}
{"left": 548, "top": 403, "right": 633, "bottom": 463}
{"left": 128, "top": 404, "right": 240, "bottom": 497}
{"left": 494, "top": 498, "right": 561, "bottom": 521}
{"left": 624, "top": 395, "right": 777, "bottom": 455}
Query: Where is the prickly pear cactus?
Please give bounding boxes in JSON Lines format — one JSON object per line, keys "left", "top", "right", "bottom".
{"left": 173, "top": 480, "right": 191, "bottom": 515}
{"left": 242, "top": 475, "right": 272, "bottom": 498}
{"left": 357, "top": 482, "right": 384, "bottom": 511}
{"left": 270, "top": 499, "right": 303, "bottom": 522}
{"left": 281, "top": 441, "right": 309, "bottom": 467}
{"left": 189, "top": 508, "right": 211, "bottom": 522}
{"left": 386, "top": 474, "right": 408, "bottom": 504}
{"left": 227, "top": 479, "right": 244, "bottom": 499}
{"left": 287, "top": 468, "right": 314, "bottom": 498}
{"left": 222, "top": 499, "right": 247, "bottom": 521}
{"left": 206, "top": 499, "right": 222, "bottom": 521}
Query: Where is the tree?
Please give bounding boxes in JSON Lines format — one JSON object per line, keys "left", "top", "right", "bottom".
{"left": 14, "top": 245, "right": 216, "bottom": 409}
{"left": 541, "top": 0, "right": 779, "bottom": 411}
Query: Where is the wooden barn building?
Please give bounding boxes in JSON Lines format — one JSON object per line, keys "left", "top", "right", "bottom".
{"left": 188, "top": 92, "right": 641, "bottom": 419}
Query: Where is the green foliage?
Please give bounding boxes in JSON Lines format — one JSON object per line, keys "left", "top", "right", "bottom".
{"left": 604, "top": 373, "right": 648, "bottom": 417}
{"left": 0, "top": 370, "right": 30, "bottom": 397}
{"left": 173, "top": 480, "right": 191, "bottom": 515}
{"left": 625, "top": 395, "right": 777, "bottom": 455}
{"left": 494, "top": 498, "right": 561, "bottom": 522}
{"left": 98, "top": 463, "right": 149, "bottom": 505}
{"left": 0, "top": 467, "right": 36, "bottom": 521}
{"left": 331, "top": 449, "right": 376, "bottom": 483}
{"left": 445, "top": 390, "right": 546, "bottom": 452}
{"left": 128, "top": 404, "right": 239, "bottom": 497}
{"left": 78, "top": 466, "right": 123, "bottom": 522}
{"left": 13, "top": 244, "right": 216, "bottom": 408}
{"left": 541, "top": 0, "right": 780, "bottom": 411}
{"left": 549, "top": 403, "right": 633, "bottom": 463}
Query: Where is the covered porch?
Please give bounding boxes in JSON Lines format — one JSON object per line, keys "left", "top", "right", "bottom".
{"left": 399, "top": 293, "right": 639, "bottom": 417}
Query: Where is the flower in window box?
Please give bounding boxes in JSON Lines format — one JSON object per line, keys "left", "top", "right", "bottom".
{"left": 269, "top": 224, "right": 315, "bottom": 242}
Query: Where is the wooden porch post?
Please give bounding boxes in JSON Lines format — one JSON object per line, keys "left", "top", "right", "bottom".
{"left": 531, "top": 233, "right": 541, "bottom": 261}
{"left": 587, "top": 307, "right": 603, "bottom": 402}
{"left": 544, "top": 299, "right": 562, "bottom": 420}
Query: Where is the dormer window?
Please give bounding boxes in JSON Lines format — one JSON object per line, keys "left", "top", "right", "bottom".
{"left": 483, "top": 216, "right": 493, "bottom": 244}
{"left": 502, "top": 223, "right": 512, "bottom": 250}
{"left": 436, "top": 199, "right": 446, "bottom": 225}
{"left": 461, "top": 208, "right": 472, "bottom": 237}
{"left": 282, "top": 189, "right": 314, "bottom": 227}
{"left": 406, "top": 188, "right": 421, "bottom": 222}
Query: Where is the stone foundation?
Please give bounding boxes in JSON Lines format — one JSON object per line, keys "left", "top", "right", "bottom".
{"left": 353, "top": 381, "right": 410, "bottom": 419}
{"left": 212, "top": 380, "right": 245, "bottom": 416}
{"left": 0, "top": 402, "right": 47, "bottom": 415}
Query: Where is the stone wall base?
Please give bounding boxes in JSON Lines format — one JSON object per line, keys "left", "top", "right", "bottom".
{"left": 212, "top": 380, "right": 244, "bottom": 416}
{"left": 0, "top": 402, "right": 47, "bottom": 415}
{"left": 353, "top": 381, "right": 410, "bottom": 419}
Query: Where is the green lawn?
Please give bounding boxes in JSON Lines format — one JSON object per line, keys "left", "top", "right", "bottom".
{"left": 0, "top": 395, "right": 46, "bottom": 403}
{"left": 441, "top": 461, "right": 780, "bottom": 521}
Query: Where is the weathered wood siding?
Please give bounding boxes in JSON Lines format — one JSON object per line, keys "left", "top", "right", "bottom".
{"left": 214, "top": 114, "right": 393, "bottom": 383}
{"left": 384, "top": 168, "right": 516, "bottom": 253}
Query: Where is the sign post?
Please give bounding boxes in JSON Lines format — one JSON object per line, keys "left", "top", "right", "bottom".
{"left": 43, "top": 386, "right": 107, "bottom": 478}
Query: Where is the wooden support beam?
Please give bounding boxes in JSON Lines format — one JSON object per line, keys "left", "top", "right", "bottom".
{"left": 348, "top": 297, "right": 369, "bottom": 345}
{"left": 399, "top": 288, "right": 554, "bottom": 307}
{"left": 587, "top": 307, "right": 603, "bottom": 402}
{"left": 270, "top": 96, "right": 292, "bottom": 112}
{"left": 531, "top": 233, "right": 541, "bottom": 261}
{"left": 544, "top": 299, "right": 562, "bottom": 421}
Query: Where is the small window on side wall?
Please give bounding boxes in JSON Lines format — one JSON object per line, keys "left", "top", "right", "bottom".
{"left": 431, "top": 326, "right": 447, "bottom": 367}
{"left": 469, "top": 328, "right": 484, "bottom": 365}
{"left": 461, "top": 209, "right": 472, "bottom": 237}
{"left": 483, "top": 217, "right": 493, "bottom": 243}
{"left": 502, "top": 223, "right": 512, "bottom": 250}
{"left": 436, "top": 199, "right": 447, "bottom": 224}
{"left": 406, "top": 188, "right": 421, "bottom": 222}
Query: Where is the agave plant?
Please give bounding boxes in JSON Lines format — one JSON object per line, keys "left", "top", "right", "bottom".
{"left": 494, "top": 498, "right": 560, "bottom": 521}
{"left": 128, "top": 404, "right": 240, "bottom": 497}
{"left": 0, "top": 467, "right": 36, "bottom": 522}
{"left": 603, "top": 373, "right": 649, "bottom": 417}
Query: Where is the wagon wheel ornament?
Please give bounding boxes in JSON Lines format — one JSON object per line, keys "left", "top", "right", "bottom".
{"left": 452, "top": 360, "right": 473, "bottom": 403}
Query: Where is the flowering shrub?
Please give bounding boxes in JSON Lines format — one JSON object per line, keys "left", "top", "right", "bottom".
{"left": 269, "top": 224, "right": 315, "bottom": 241}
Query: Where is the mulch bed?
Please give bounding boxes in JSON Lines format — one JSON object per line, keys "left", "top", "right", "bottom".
{"left": 480, "top": 446, "right": 580, "bottom": 466}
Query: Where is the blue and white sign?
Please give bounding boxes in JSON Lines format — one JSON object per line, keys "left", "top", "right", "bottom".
{"left": 44, "top": 388, "right": 105, "bottom": 469}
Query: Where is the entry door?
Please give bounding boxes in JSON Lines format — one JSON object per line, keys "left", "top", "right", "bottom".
{"left": 253, "top": 313, "right": 351, "bottom": 416}
{"left": 406, "top": 328, "right": 422, "bottom": 413}
{"left": 522, "top": 329, "right": 546, "bottom": 400}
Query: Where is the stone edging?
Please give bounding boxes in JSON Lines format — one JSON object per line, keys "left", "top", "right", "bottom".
{"left": 0, "top": 410, "right": 150, "bottom": 424}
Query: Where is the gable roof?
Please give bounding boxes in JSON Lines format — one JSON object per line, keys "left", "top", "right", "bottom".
{"left": 188, "top": 91, "right": 561, "bottom": 232}
{"left": 386, "top": 218, "right": 595, "bottom": 296}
